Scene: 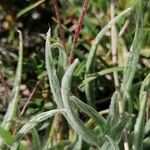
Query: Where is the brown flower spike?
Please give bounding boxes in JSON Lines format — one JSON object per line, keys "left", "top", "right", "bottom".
{"left": 68, "top": 0, "right": 89, "bottom": 64}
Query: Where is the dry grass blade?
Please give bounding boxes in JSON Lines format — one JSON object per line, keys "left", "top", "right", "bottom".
{"left": 110, "top": 0, "right": 120, "bottom": 90}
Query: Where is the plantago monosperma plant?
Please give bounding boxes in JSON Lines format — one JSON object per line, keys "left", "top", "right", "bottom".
{"left": 0, "top": 0, "right": 149, "bottom": 149}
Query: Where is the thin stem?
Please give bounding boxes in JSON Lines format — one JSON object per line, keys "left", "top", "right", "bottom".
{"left": 44, "top": 114, "right": 62, "bottom": 150}
{"left": 110, "top": 0, "right": 120, "bottom": 90}
{"left": 119, "top": 19, "right": 130, "bottom": 37}
{"left": 20, "top": 80, "right": 40, "bottom": 116}
{"left": 111, "top": 2, "right": 129, "bottom": 149}
{"left": 52, "top": 0, "right": 66, "bottom": 50}
{"left": 68, "top": 0, "right": 89, "bottom": 64}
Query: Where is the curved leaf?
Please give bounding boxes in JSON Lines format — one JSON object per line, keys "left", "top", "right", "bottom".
{"left": 16, "top": 109, "right": 65, "bottom": 141}
{"left": 132, "top": 73, "right": 150, "bottom": 150}
{"left": 45, "top": 29, "right": 65, "bottom": 108}
{"left": 61, "top": 59, "right": 101, "bottom": 147}
{"left": 71, "top": 96, "right": 106, "bottom": 130}
{"left": 16, "top": 0, "right": 45, "bottom": 18}
{"left": 85, "top": 7, "right": 131, "bottom": 105}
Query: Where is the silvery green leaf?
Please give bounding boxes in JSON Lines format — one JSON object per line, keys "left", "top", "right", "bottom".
{"left": 71, "top": 96, "right": 106, "bottom": 131}
{"left": 64, "top": 135, "right": 82, "bottom": 150}
{"left": 2, "top": 30, "right": 23, "bottom": 131}
{"left": 85, "top": 7, "right": 131, "bottom": 105}
{"left": 50, "top": 43, "right": 67, "bottom": 81}
{"left": 132, "top": 73, "right": 150, "bottom": 150}
{"left": 45, "top": 29, "right": 64, "bottom": 108}
{"left": 106, "top": 135, "right": 119, "bottom": 150}
{"left": 109, "top": 91, "right": 119, "bottom": 118}
{"left": 16, "top": 109, "right": 65, "bottom": 141}
{"left": 61, "top": 59, "right": 101, "bottom": 147}
{"left": 144, "top": 119, "right": 150, "bottom": 136}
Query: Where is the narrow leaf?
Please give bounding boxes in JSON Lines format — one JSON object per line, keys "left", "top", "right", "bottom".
{"left": 17, "top": 0, "right": 45, "bottom": 18}
{"left": 132, "top": 73, "right": 150, "bottom": 150}
{"left": 2, "top": 30, "right": 23, "bottom": 131}
{"left": 71, "top": 96, "right": 106, "bottom": 130}
{"left": 45, "top": 29, "right": 64, "bottom": 108}
{"left": 85, "top": 7, "right": 131, "bottom": 105}
{"left": 121, "top": 0, "right": 148, "bottom": 97}
{"left": 31, "top": 128, "right": 41, "bottom": 150}
{"left": 50, "top": 43, "right": 67, "bottom": 81}
{"left": 0, "top": 125, "right": 16, "bottom": 146}
{"left": 105, "top": 135, "right": 119, "bottom": 150}
{"left": 16, "top": 109, "right": 65, "bottom": 141}
{"left": 109, "top": 91, "right": 120, "bottom": 118}
{"left": 80, "top": 67, "right": 123, "bottom": 87}
{"left": 61, "top": 59, "right": 101, "bottom": 147}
